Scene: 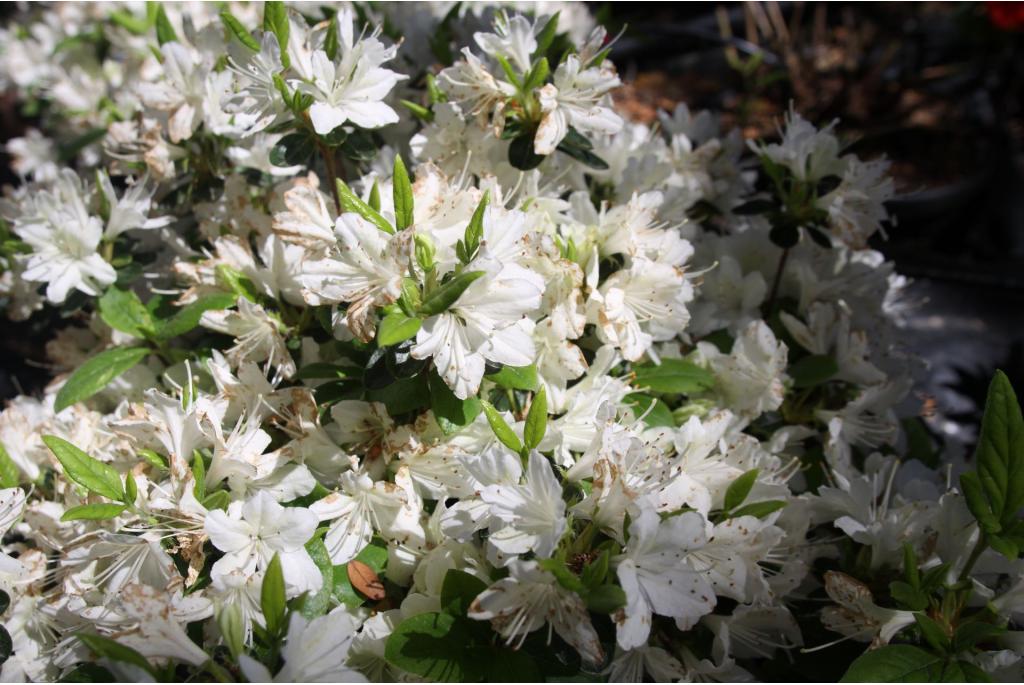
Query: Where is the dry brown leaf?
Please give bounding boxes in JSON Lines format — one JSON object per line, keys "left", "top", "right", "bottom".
{"left": 348, "top": 559, "right": 386, "bottom": 600}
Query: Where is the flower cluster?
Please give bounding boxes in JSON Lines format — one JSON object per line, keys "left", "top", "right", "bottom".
{"left": 0, "top": 3, "right": 1021, "bottom": 683}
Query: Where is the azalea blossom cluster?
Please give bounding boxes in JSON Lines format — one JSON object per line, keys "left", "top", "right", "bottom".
{"left": 0, "top": 2, "right": 1021, "bottom": 683}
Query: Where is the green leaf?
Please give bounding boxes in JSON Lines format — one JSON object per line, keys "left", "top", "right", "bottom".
{"left": 429, "top": 373, "right": 481, "bottom": 435}
{"left": 961, "top": 471, "right": 1001, "bottom": 534}
{"left": 890, "top": 581, "right": 929, "bottom": 612}
{"left": 261, "top": 553, "right": 287, "bottom": 637}
{"left": 556, "top": 133, "right": 609, "bottom": 170}
{"left": 537, "top": 558, "right": 585, "bottom": 593}
{"left": 262, "top": 1, "right": 290, "bottom": 60}
{"left": 481, "top": 401, "right": 523, "bottom": 453}
{"left": 915, "top": 614, "right": 951, "bottom": 653}
{"left": 460, "top": 191, "right": 489, "bottom": 263}
{"left": 323, "top": 12, "right": 339, "bottom": 60}
{"left": 385, "top": 612, "right": 477, "bottom": 682}
{"left": 299, "top": 538, "right": 334, "bottom": 619}
{"left": 155, "top": 293, "right": 237, "bottom": 341}
{"left": 137, "top": 449, "right": 167, "bottom": 470}
{"left": 0, "top": 625, "right": 9, "bottom": 666}
{"left": 270, "top": 132, "right": 314, "bottom": 167}
{"left": 215, "top": 264, "right": 261, "bottom": 302}
{"left": 973, "top": 370, "right": 1024, "bottom": 528}
{"left": 154, "top": 6, "right": 177, "bottom": 45}
{"left": 366, "top": 374, "right": 430, "bottom": 416}
{"left": 585, "top": 584, "right": 627, "bottom": 613}
{"left": 295, "top": 363, "right": 361, "bottom": 380}
{"left": 952, "top": 621, "right": 1004, "bottom": 653}
{"left": 988, "top": 534, "right": 1019, "bottom": 560}
{"left": 533, "top": 13, "right": 560, "bottom": 58}
{"left": 580, "top": 550, "right": 610, "bottom": 589}
{"left": 98, "top": 287, "right": 155, "bottom": 338}
{"left": 956, "top": 661, "right": 992, "bottom": 683}
{"left": 336, "top": 179, "right": 394, "bottom": 234}
{"left": 769, "top": 223, "right": 800, "bottom": 249}
{"left": 61, "top": 503, "right": 128, "bottom": 522}
{"left": 523, "top": 57, "right": 550, "bottom": 92}
{"left": 368, "top": 179, "right": 381, "bottom": 212}
{"left": 43, "top": 436, "right": 124, "bottom": 502}
{"left": 729, "top": 500, "right": 787, "bottom": 519}
{"left": 523, "top": 387, "right": 547, "bottom": 451}
{"left": 509, "top": 133, "right": 544, "bottom": 170}
{"left": 418, "top": 271, "right": 485, "bottom": 316}
{"left": 202, "top": 490, "right": 230, "bottom": 511}
{"left": 0, "top": 442, "right": 20, "bottom": 488}
{"left": 377, "top": 313, "right": 422, "bottom": 347}
{"left": 400, "top": 99, "right": 434, "bottom": 123}
{"left": 219, "top": 11, "right": 259, "bottom": 50}
{"left": 392, "top": 156, "right": 414, "bottom": 231}
{"left": 839, "top": 645, "right": 944, "bottom": 682}
{"left": 55, "top": 347, "right": 150, "bottom": 412}
{"left": 77, "top": 633, "right": 156, "bottom": 677}
{"left": 789, "top": 354, "right": 839, "bottom": 388}
{"left": 632, "top": 358, "right": 714, "bottom": 395}
{"left": 486, "top": 364, "right": 539, "bottom": 391}
{"left": 622, "top": 393, "right": 675, "bottom": 428}
{"left": 0, "top": 590, "right": 8, "bottom": 616}
{"left": 440, "top": 569, "right": 488, "bottom": 617}
{"left": 724, "top": 468, "right": 759, "bottom": 512}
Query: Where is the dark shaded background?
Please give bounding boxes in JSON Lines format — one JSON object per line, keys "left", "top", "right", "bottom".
{"left": 601, "top": 1, "right": 1024, "bottom": 439}
{"left": 2, "top": 1, "right": 1024, "bottom": 437}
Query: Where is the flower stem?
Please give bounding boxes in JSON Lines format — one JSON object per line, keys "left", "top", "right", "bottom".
{"left": 957, "top": 533, "right": 988, "bottom": 583}
{"left": 316, "top": 139, "right": 342, "bottom": 214}
{"left": 767, "top": 247, "right": 790, "bottom": 312}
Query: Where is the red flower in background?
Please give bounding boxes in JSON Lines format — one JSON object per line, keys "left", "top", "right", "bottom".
{"left": 987, "top": 1, "right": 1024, "bottom": 31}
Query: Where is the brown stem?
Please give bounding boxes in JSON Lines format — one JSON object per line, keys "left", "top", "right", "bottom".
{"left": 767, "top": 247, "right": 790, "bottom": 310}
{"left": 316, "top": 139, "right": 341, "bottom": 213}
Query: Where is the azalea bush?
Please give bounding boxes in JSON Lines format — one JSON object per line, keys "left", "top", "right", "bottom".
{"left": 0, "top": 2, "right": 1021, "bottom": 683}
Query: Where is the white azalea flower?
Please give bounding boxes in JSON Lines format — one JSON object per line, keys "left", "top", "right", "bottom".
{"left": 820, "top": 570, "right": 915, "bottom": 646}
{"left": 296, "top": 8, "right": 405, "bottom": 134}
{"left": 204, "top": 491, "right": 322, "bottom": 596}
{"left": 535, "top": 55, "right": 622, "bottom": 155}
{"left": 468, "top": 559, "right": 604, "bottom": 667}
{"left": 698, "top": 320, "right": 788, "bottom": 418}
{"left": 411, "top": 257, "right": 543, "bottom": 399}
{"left": 614, "top": 505, "right": 716, "bottom": 649}
{"left": 200, "top": 298, "right": 296, "bottom": 381}
{"left": 298, "top": 215, "right": 412, "bottom": 342}
{"left": 0, "top": 487, "right": 27, "bottom": 576}
{"left": 239, "top": 606, "right": 367, "bottom": 682}
{"left": 13, "top": 169, "right": 115, "bottom": 304}
{"left": 473, "top": 12, "right": 538, "bottom": 73}
{"left": 587, "top": 258, "right": 694, "bottom": 362}
{"left": 310, "top": 470, "right": 422, "bottom": 565}
{"left": 481, "top": 451, "right": 567, "bottom": 562}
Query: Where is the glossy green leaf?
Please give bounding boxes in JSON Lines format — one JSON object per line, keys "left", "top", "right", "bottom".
{"left": 839, "top": 645, "right": 944, "bottom": 682}
{"left": 440, "top": 569, "right": 488, "bottom": 617}
{"left": 336, "top": 179, "right": 394, "bottom": 234}
{"left": 481, "top": 401, "right": 523, "bottom": 453}
{"left": 219, "top": 11, "right": 259, "bottom": 50}
{"left": 154, "top": 6, "right": 177, "bottom": 45}
{"left": 377, "top": 313, "right": 422, "bottom": 347}
{"left": 789, "top": 354, "right": 839, "bottom": 388}
{"left": 0, "top": 442, "right": 20, "bottom": 488}
{"left": 729, "top": 500, "right": 787, "bottom": 519}
{"left": 261, "top": 553, "right": 287, "bottom": 637}
{"left": 486, "top": 363, "right": 539, "bottom": 391}
{"left": 61, "top": 503, "right": 128, "bottom": 522}
{"left": 43, "top": 436, "right": 124, "bottom": 501}
{"left": 392, "top": 156, "right": 414, "bottom": 231}
{"left": 724, "top": 468, "right": 759, "bottom": 512}
{"left": 632, "top": 358, "right": 714, "bottom": 395}
{"left": 98, "top": 287, "right": 154, "bottom": 338}
{"left": 623, "top": 393, "right": 675, "bottom": 428}
{"left": 523, "top": 387, "right": 547, "bottom": 451}
{"left": 155, "top": 293, "right": 237, "bottom": 341}
{"left": 419, "top": 271, "right": 485, "bottom": 316}
{"left": 429, "top": 373, "right": 481, "bottom": 435}
{"left": 55, "top": 347, "right": 150, "bottom": 412}
{"left": 385, "top": 612, "right": 477, "bottom": 682}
